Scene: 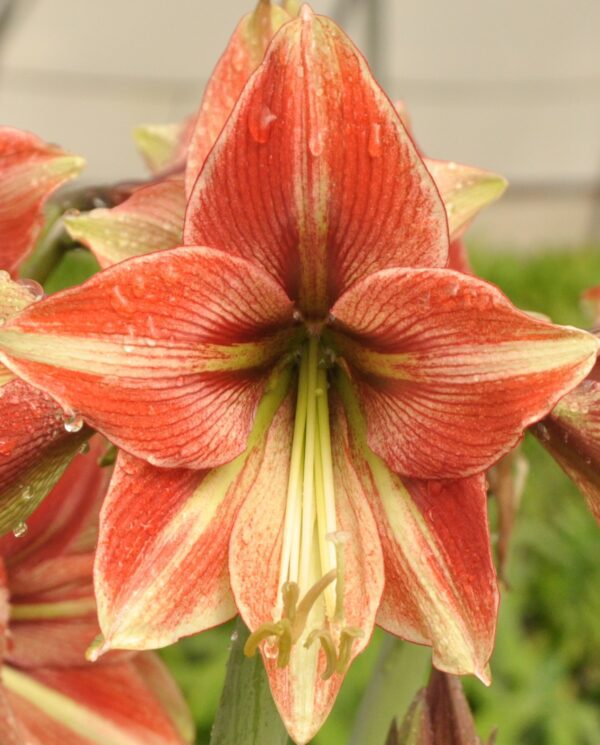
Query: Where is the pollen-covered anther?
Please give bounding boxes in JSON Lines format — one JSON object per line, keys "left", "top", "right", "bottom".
{"left": 244, "top": 570, "right": 337, "bottom": 665}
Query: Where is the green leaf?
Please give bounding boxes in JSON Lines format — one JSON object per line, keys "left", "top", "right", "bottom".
{"left": 210, "top": 617, "right": 289, "bottom": 745}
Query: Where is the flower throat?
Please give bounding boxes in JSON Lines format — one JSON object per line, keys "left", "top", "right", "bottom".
{"left": 244, "top": 335, "right": 363, "bottom": 678}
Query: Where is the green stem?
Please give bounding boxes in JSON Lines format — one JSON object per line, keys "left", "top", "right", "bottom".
{"left": 210, "top": 617, "right": 289, "bottom": 745}
{"left": 347, "top": 634, "right": 431, "bottom": 745}
{"left": 19, "top": 209, "right": 73, "bottom": 284}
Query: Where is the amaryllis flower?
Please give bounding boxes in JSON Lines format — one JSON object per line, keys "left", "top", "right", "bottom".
{"left": 64, "top": 3, "right": 504, "bottom": 274}
{"left": 0, "top": 9, "right": 597, "bottom": 743}
{"left": 0, "top": 128, "right": 84, "bottom": 276}
{"left": 0, "top": 440, "right": 193, "bottom": 744}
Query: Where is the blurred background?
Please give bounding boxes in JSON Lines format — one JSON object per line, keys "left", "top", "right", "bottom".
{"left": 3, "top": 1, "right": 600, "bottom": 743}
{"left": 1, "top": 0, "right": 599, "bottom": 250}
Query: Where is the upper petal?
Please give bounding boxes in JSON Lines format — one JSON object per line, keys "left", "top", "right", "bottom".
{"left": 0, "top": 127, "right": 84, "bottom": 274}
{"left": 184, "top": 0, "right": 291, "bottom": 195}
{"left": 64, "top": 177, "right": 185, "bottom": 268}
{"left": 184, "top": 9, "right": 448, "bottom": 316}
{"left": 329, "top": 268, "right": 599, "bottom": 479}
{"left": 0, "top": 247, "right": 296, "bottom": 470}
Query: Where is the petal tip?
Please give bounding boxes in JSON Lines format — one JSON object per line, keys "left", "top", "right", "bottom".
{"left": 85, "top": 634, "right": 110, "bottom": 662}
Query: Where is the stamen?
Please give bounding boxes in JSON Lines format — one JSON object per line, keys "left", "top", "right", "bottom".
{"left": 244, "top": 622, "right": 286, "bottom": 657}
{"left": 336, "top": 627, "right": 365, "bottom": 673}
{"left": 305, "top": 628, "right": 337, "bottom": 680}
{"left": 281, "top": 581, "right": 300, "bottom": 624}
{"left": 327, "top": 530, "right": 350, "bottom": 622}
{"left": 292, "top": 569, "right": 336, "bottom": 642}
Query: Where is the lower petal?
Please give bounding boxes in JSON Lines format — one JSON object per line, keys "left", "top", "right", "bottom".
{"left": 337, "top": 371, "right": 498, "bottom": 681}
{"left": 2, "top": 654, "right": 193, "bottom": 744}
{"left": 229, "top": 390, "right": 383, "bottom": 744}
{"left": 94, "top": 368, "right": 293, "bottom": 653}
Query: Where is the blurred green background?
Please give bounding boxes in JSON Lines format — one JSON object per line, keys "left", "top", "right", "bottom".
{"left": 47, "top": 244, "right": 600, "bottom": 745}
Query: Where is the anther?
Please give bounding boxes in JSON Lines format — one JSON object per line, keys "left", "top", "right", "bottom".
{"left": 244, "top": 622, "right": 285, "bottom": 658}
{"left": 336, "top": 627, "right": 364, "bottom": 673}
{"left": 305, "top": 628, "right": 337, "bottom": 680}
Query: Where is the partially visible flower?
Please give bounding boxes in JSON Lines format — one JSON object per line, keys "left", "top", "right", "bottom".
{"left": 0, "top": 274, "right": 89, "bottom": 536}
{"left": 533, "top": 376, "right": 600, "bottom": 522}
{"left": 0, "top": 439, "right": 193, "bottom": 744}
{"left": 0, "top": 8, "right": 597, "bottom": 744}
{"left": 387, "top": 668, "right": 495, "bottom": 745}
{"left": 0, "top": 128, "right": 84, "bottom": 275}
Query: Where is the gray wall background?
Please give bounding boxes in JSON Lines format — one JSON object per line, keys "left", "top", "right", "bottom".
{"left": 1, "top": 0, "right": 599, "bottom": 248}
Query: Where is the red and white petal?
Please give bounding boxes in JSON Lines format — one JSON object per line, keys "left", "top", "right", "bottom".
{"left": 64, "top": 178, "right": 185, "bottom": 268}
{"left": 375, "top": 475, "right": 497, "bottom": 680}
{"left": 424, "top": 158, "right": 507, "bottom": 242}
{"left": 337, "top": 376, "right": 497, "bottom": 680}
{"left": 0, "top": 436, "right": 105, "bottom": 561}
{"left": 533, "top": 380, "right": 600, "bottom": 522}
{"left": 330, "top": 268, "right": 599, "bottom": 479}
{"left": 185, "top": 10, "right": 447, "bottom": 316}
{"left": 133, "top": 119, "right": 194, "bottom": 177}
{"left": 3, "top": 654, "right": 193, "bottom": 744}
{"left": 0, "top": 378, "right": 88, "bottom": 538}
{"left": 93, "top": 453, "right": 235, "bottom": 652}
{"left": 447, "top": 239, "right": 472, "bottom": 274}
{"left": 0, "top": 247, "right": 296, "bottom": 470}
{"left": 184, "top": 1, "right": 291, "bottom": 195}
{"left": 229, "top": 392, "right": 383, "bottom": 745}
{"left": 0, "top": 127, "right": 84, "bottom": 274}
{"left": 94, "top": 371, "right": 292, "bottom": 652}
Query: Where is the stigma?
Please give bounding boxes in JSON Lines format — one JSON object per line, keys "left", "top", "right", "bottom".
{"left": 244, "top": 337, "right": 363, "bottom": 678}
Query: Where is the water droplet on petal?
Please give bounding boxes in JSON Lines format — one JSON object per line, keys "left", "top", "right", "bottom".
{"left": 21, "top": 486, "right": 33, "bottom": 502}
{"left": 17, "top": 278, "right": 44, "bottom": 301}
{"left": 263, "top": 640, "right": 278, "bottom": 659}
{"left": 308, "top": 129, "right": 325, "bottom": 156}
{"left": 63, "top": 412, "right": 84, "bottom": 433}
{"left": 367, "top": 122, "right": 382, "bottom": 158}
{"left": 132, "top": 275, "right": 146, "bottom": 298}
{"left": 0, "top": 438, "right": 16, "bottom": 456}
{"left": 13, "top": 522, "right": 28, "bottom": 538}
{"left": 248, "top": 104, "right": 278, "bottom": 144}
{"left": 110, "top": 286, "right": 133, "bottom": 315}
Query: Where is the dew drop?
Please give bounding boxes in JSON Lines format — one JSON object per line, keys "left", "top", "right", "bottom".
{"left": 292, "top": 309, "right": 303, "bottom": 323}
{"left": 230, "top": 630, "right": 239, "bottom": 642}
{"left": 13, "top": 522, "right": 28, "bottom": 538}
{"left": 536, "top": 423, "right": 550, "bottom": 441}
{"left": 0, "top": 438, "right": 16, "bottom": 456}
{"left": 17, "top": 278, "right": 45, "bottom": 301}
{"left": 110, "top": 285, "right": 133, "bottom": 314}
{"left": 132, "top": 275, "right": 146, "bottom": 298}
{"left": 367, "top": 122, "right": 382, "bottom": 158}
{"left": 248, "top": 104, "right": 278, "bottom": 144}
{"left": 63, "top": 412, "right": 84, "bottom": 433}
{"left": 263, "top": 640, "right": 278, "bottom": 659}
{"left": 308, "top": 129, "right": 325, "bottom": 156}
{"left": 21, "top": 486, "right": 33, "bottom": 502}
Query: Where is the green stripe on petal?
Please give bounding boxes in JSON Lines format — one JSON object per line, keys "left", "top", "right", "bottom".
{"left": 425, "top": 158, "right": 507, "bottom": 241}
{"left": 64, "top": 178, "right": 185, "bottom": 268}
